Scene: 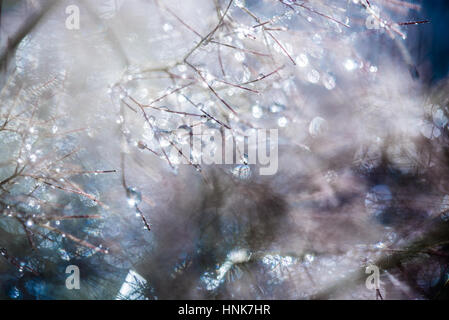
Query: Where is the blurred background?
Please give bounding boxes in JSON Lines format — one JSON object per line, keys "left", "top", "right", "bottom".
{"left": 0, "top": 0, "right": 449, "bottom": 300}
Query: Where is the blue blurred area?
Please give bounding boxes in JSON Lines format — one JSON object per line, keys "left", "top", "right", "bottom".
{"left": 426, "top": 1, "right": 449, "bottom": 81}
{"left": 411, "top": 0, "right": 449, "bottom": 83}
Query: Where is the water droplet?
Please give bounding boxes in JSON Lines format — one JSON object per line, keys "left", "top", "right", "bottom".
{"left": 241, "top": 153, "right": 249, "bottom": 165}
{"left": 201, "top": 272, "right": 221, "bottom": 291}
{"left": 159, "top": 136, "right": 170, "bottom": 148}
{"left": 252, "top": 105, "right": 263, "bottom": 119}
{"left": 58, "top": 248, "right": 71, "bottom": 261}
{"left": 137, "top": 141, "right": 147, "bottom": 150}
{"left": 304, "top": 253, "right": 315, "bottom": 264}
{"left": 234, "top": 0, "right": 245, "bottom": 8}
{"left": 8, "top": 286, "right": 21, "bottom": 299}
{"left": 325, "top": 170, "right": 338, "bottom": 183}
{"left": 176, "top": 125, "right": 192, "bottom": 144}
{"left": 295, "top": 53, "right": 308, "bottom": 67}
{"left": 126, "top": 187, "right": 142, "bottom": 207}
{"left": 177, "top": 94, "right": 187, "bottom": 103}
{"left": 386, "top": 231, "right": 397, "bottom": 243}
{"left": 277, "top": 116, "right": 288, "bottom": 128}
{"left": 241, "top": 66, "right": 251, "bottom": 82}
{"left": 323, "top": 74, "right": 336, "bottom": 90}
{"left": 433, "top": 108, "right": 448, "bottom": 128}
{"left": 227, "top": 249, "right": 251, "bottom": 264}
{"left": 308, "top": 117, "right": 327, "bottom": 137}
{"left": 374, "top": 241, "right": 386, "bottom": 249}
{"left": 163, "top": 23, "right": 173, "bottom": 32}
{"left": 270, "top": 102, "right": 285, "bottom": 113}
{"left": 307, "top": 69, "right": 320, "bottom": 84}
{"left": 344, "top": 59, "right": 358, "bottom": 71}
{"left": 177, "top": 64, "right": 187, "bottom": 73}
{"left": 234, "top": 52, "right": 245, "bottom": 62}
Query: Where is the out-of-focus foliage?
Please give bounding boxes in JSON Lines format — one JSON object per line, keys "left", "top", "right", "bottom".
{"left": 0, "top": 0, "right": 449, "bottom": 300}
